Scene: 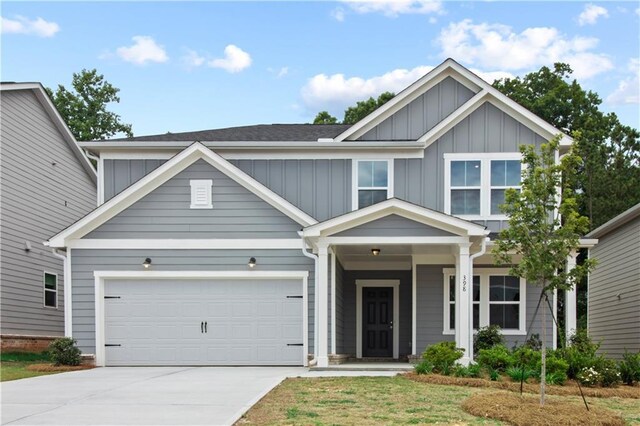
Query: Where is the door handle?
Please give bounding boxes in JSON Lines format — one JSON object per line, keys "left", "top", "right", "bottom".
{"left": 204, "top": 321, "right": 207, "bottom": 333}
{"left": 201, "top": 321, "right": 204, "bottom": 333}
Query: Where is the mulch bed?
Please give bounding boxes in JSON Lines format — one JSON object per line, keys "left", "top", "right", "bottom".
{"left": 462, "top": 391, "right": 626, "bottom": 426}
{"left": 405, "top": 372, "right": 640, "bottom": 399}
{"left": 25, "top": 363, "right": 94, "bottom": 372}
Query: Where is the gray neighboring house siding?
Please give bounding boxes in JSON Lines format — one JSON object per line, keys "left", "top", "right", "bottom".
{"left": 0, "top": 88, "right": 96, "bottom": 337}
{"left": 587, "top": 207, "right": 640, "bottom": 359}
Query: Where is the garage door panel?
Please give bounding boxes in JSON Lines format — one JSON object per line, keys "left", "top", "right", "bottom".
{"left": 104, "top": 279, "right": 303, "bottom": 366}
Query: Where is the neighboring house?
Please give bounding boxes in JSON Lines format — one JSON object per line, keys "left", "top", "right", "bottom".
{"left": 0, "top": 83, "right": 97, "bottom": 350}
{"left": 586, "top": 203, "right": 640, "bottom": 359}
{"left": 47, "top": 59, "right": 591, "bottom": 367}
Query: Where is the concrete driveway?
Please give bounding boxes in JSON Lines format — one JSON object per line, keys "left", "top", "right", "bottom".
{"left": 1, "top": 366, "right": 306, "bottom": 425}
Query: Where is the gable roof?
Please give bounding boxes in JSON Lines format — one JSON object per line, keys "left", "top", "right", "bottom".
{"left": 0, "top": 82, "right": 97, "bottom": 183}
{"left": 333, "top": 58, "right": 572, "bottom": 148}
{"left": 303, "top": 198, "right": 489, "bottom": 238}
{"left": 47, "top": 142, "right": 317, "bottom": 247}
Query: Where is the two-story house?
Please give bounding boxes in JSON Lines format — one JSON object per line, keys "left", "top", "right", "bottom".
{"left": 46, "top": 59, "right": 587, "bottom": 367}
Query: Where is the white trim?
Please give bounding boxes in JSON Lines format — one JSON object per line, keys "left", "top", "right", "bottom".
{"left": 43, "top": 271, "right": 58, "bottom": 309}
{"left": 64, "top": 254, "right": 72, "bottom": 336}
{"left": 355, "top": 280, "right": 400, "bottom": 359}
{"left": 442, "top": 267, "right": 527, "bottom": 336}
{"left": 331, "top": 249, "right": 336, "bottom": 355}
{"left": 98, "top": 156, "right": 104, "bottom": 206}
{"left": 351, "top": 159, "right": 394, "bottom": 211}
{"left": 326, "top": 236, "right": 471, "bottom": 245}
{"left": 49, "top": 143, "right": 317, "bottom": 248}
{"left": 316, "top": 244, "right": 329, "bottom": 367}
{"left": 189, "top": 179, "right": 213, "bottom": 209}
{"left": 411, "top": 255, "right": 417, "bottom": 355}
{"left": 67, "top": 239, "right": 304, "bottom": 250}
{"left": 93, "top": 270, "right": 308, "bottom": 367}
{"left": 340, "top": 259, "right": 412, "bottom": 271}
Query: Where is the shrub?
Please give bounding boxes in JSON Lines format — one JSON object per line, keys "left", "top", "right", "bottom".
{"left": 476, "top": 345, "right": 514, "bottom": 372}
{"left": 414, "top": 360, "right": 434, "bottom": 375}
{"left": 524, "top": 334, "right": 542, "bottom": 351}
{"left": 422, "top": 341, "right": 464, "bottom": 375}
{"left": 48, "top": 337, "right": 81, "bottom": 366}
{"left": 568, "top": 329, "right": 600, "bottom": 356}
{"left": 467, "top": 363, "right": 482, "bottom": 378}
{"left": 489, "top": 368, "right": 500, "bottom": 381}
{"left": 595, "top": 358, "right": 621, "bottom": 387}
{"left": 536, "top": 352, "right": 569, "bottom": 379}
{"left": 512, "top": 346, "right": 541, "bottom": 371}
{"left": 560, "top": 346, "right": 596, "bottom": 379}
{"left": 577, "top": 367, "right": 601, "bottom": 387}
{"left": 506, "top": 366, "right": 535, "bottom": 382}
{"left": 619, "top": 351, "right": 640, "bottom": 385}
{"left": 474, "top": 325, "right": 505, "bottom": 352}
{"left": 545, "top": 371, "right": 567, "bottom": 386}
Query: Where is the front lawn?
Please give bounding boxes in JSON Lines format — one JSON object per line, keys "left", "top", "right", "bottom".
{"left": 238, "top": 375, "right": 640, "bottom": 425}
{"left": 0, "top": 352, "right": 57, "bottom": 382}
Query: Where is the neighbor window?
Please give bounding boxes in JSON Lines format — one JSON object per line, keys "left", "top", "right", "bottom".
{"left": 445, "top": 154, "right": 522, "bottom": 219}
{"left": 443, "top": 269, "right": 525, "bottom": 335}
{"left": 354, "top": 160, "right": 392, "bottom": 209}
{"left": 44, "top": 272, "right": 57, "bottom": 308}
{"left": 190, "top": 179, "right": 213, "bottom": 209}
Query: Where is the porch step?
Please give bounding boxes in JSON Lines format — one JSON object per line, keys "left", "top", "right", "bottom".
{"left": 312, "top": 362, "right": 414, "bottom": 372}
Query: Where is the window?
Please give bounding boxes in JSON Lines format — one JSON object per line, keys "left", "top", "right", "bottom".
{"left": 353, "top": 160, "right": 393, "bottom": 209}
{"left": 190, "top": 180, "right": 213, "bottom": 209}
{"left": 443, "top": 269, "right": 525, "bottom": 335}
{"left": 444, "top": 154, "right": 521, "bottom": 219}
{"left": 44, "top": 272, "right": 57, "bottom": 308}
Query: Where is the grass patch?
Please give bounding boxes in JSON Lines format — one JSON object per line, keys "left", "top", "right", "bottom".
{"left": 0, "top": 351, "right": 50, "bottom": 363}
{"left": 0, "top": 351, "right": 90, "bottom": 382}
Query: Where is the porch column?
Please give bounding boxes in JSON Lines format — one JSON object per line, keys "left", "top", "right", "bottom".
{"left": 455, "top": 243, "right": 472, "bottom": 365}
{"left": 565, "top": 250, "right": 578, "bottom": 343}
{"left": 317, "top": 243, "right": 330, "bottom": 368}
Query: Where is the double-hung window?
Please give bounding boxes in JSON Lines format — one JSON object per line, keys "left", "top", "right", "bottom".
{"left": 44, "top": 272, "right": 57, "bottom": 308}
{"left": 445, "top": 154, "right": 521, "bottom": 219}
{"left": 353, "top": 160, "right": 393, "bottom": 209}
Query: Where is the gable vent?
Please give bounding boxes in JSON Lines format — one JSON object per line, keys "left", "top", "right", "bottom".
{"left": 190, "top": 179, "right": 213, "bottom": 209}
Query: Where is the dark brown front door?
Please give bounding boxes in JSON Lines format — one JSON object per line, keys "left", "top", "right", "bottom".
{"left": 363, "top": 287, "right": 393, "bottom": 357}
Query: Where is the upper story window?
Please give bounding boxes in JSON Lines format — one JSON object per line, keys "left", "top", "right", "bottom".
{"left": 44, "top": 272, "right": 57, "bottom": 308}
{"left": 353, "top": 160, "right": 393, "bottom": 210}
{"left": 444, "top": 154, "right": 521, "bottom": 220}
{"left": 190, "top": 179, "right": 213, "bottom": 209}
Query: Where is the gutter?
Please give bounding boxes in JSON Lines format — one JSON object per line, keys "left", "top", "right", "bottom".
{"left": 468, "top": 237, "right": 488, "bottom": 360}
{"left": 299, "top": 232, "right": 318, "bottom": 367}
{"left": 51, "top": 248, "right": 73, "bottom": 338}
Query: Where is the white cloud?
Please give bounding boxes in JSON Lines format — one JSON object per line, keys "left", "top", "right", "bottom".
{"left": 636, "top": 7, "right": 640, "bottom": 16}
{"left": 436, "top": 19, "right": 613, "bottom": 79}
{"left": 116, "top": 36, "right": 168, "bottom": 65}
{"left": 0, "top": 15, "right": 59, "bottom": 37}
{"left": 342, "top": 0, "right": 443, "bottom": 17}
{"left": 208, "top": 44, "right": 252, "bottom": 73}
{"left": 578, "top": 4, "right": 608, "bottom": 26}
{"left": 300, "top": 65, "right": 513, "bottom": 112}
{"left": 607, "top": 58, "right": 640, "bottom": 105}
{"left": 182, "top": 49, "right": 205, "bottom": 69}
{"left": 267, "top": 66, "right": 289, "bottom": 78}
{"left": 331, "top": 7, "right": 346, "bottom": 22}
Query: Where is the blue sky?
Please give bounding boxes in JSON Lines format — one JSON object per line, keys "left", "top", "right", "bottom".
{"left": 2, "top": 1, "right": 639, "bottom": 138}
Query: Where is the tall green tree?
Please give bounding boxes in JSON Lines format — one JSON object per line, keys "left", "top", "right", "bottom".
{"left": 493, "top": 63, "right": 640, "bottom": 229}
{"left": 313, "top": 111, "right": 338, "bottom": 124}
{"left": 47, "top": 69, "right": 133, "bottom": 141}
{"left": 343, "top": 91, "right": 395, "bottom": 124}
{"left": 493, "top": 135, "right": 596, "bottom": 406}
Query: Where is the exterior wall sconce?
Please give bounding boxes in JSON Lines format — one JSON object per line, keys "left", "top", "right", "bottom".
{"left": 142, "top": 258, "right": 152, "bottom": 269}
{"left": 371, "top": 248, "right": 381, "bottom": 256}
{"left": 248, "top": 257, "right": 257, "bottom": 268}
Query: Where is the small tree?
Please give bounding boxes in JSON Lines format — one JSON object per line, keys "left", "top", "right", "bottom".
{"left": 492, "top": 135, "right": 595, "bottom": 405}
{"left": 313, "top": 111, "right": 338, "bottom": 124}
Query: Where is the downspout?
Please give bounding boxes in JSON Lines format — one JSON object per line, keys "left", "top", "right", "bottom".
{"left": 84, "top": 150, "right": 102, "bottom": 206}
{"left": 299, "top": 231, "right": 318, "bottom": 367}
{"left": 51, "top": 248, "right": 73, "bottom": 338}
{"left": 468, "top": 237, "right": 488, "bottom": 361}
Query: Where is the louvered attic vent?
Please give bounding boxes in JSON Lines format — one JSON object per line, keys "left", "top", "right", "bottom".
{"left": 190, "top": 179, "right": 213, "bottom": 209}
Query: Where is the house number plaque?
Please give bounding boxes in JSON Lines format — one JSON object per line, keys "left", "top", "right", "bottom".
{"left": 462, "top": 275, "right": 467, "bottom": 292}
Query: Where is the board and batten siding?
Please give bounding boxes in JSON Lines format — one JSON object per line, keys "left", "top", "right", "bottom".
{"left": 69, "top": 249, "right": 315, "bottom": 355}
{"left": 87, "top": 159, "right": 302, "bottom": 239}
{"left": 103, "top": 159, "right": 166, "bottom": 201}
{"left": 395, "top": 102, "right": 547, "bottom": 233}
{"left": 588, "top": 216, "right": 640, "bottom": 358}
{"left": 357, "top": 76, "right": 476, "bottom": 141}
{"left": 0, "top": 90, "right": 96, "bottom": 336}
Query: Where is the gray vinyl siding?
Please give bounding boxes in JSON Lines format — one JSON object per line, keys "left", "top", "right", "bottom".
{"left": 394, "top": 101, "right": 547, "bottom": 233}
{"left": 232, "top": 159, "right": 351, "bottom": 222}
{"left": 340, "top": 270, "right": 412, "bottom": 357}
{"left": 588, "top": 217, "right": 640, "bottom": 359}
{"left": 103, "top": 159, "right": 166, "bottom": 201}
{"left": 335, "top": 260, "right": 345, "bottom": 354}
{"left": 87, "top": 160, "right": 302, "bottom": 239}
{"left": 0, "top": 90, "right": 96, "bottom": 336}
{"left": 69, "top": 249, "right": 315, "bottom": 355}
{"left": 358, "top": 77, "right": 475, "bottom": 141}
{"left": 334, "top": 214, "right": 456, "bottom": 237}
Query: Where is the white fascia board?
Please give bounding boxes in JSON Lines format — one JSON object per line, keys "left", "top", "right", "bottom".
{"left": 68, "top": 239, "right": 303, "bottom": 249}
{"left": 94, "top": 270, "right": 309, "bottom": 279}
{"left": 48, "top": 143, "right": 316, "bottom": 247}
{"left": 578, "top": 238, "right": 598, "bottom": 248}
{"left": 325, "top": 236, "right": 471, "bottom": 245}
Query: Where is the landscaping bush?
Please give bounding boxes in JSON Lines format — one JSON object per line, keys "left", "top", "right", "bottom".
{"left": 414, "top": 360, "right": 434, "bottom": 375}
{"left": 476, "top": 345, "right": 514, "bottom": 372}
{"left": 421, "top": 341, "right": 464, "bottom": 375}
{"left": 577, "top": 358, "right": 622, "bottom": 387}
{"left": 619, "top": 351, "right": 640, "bottom": 385}
{"left": 467, "top": 362, "right": 482, "bottom": 378}
{"left": 524, "top": 333, "right": 542, "bottom": 351}
{"left": 48, "top": 337, "right": 81, "bottom": 366}
{"left": 557, "top": 330, "right": 601, "bottom": 380}
{"left": 474, "top": 325, "right": 504, "bottom": 352}
{"left": 512, "top": 346, "right": 541, "bottom": 371}
{"left": 545, "top": 371, "right": 567, "bottom": 385}
{"left": 506, "top": 366, "right": 535, "bottom": 382}
{"left": 535, "top": 351, "right": 569, "bottom": 383}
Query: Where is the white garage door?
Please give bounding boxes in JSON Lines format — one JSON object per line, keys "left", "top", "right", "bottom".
{"left": 104, "top": 279, "right": 304, "bottom": 366}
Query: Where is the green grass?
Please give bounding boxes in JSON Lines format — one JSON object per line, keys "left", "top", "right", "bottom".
{"left": 0, "top": 351, "right": 55, "bottom": 382}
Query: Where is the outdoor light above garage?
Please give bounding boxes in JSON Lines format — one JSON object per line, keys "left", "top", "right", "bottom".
{"left": 142, "top": 258, "right": 152, "bottom": 269}
{"left": 371, "top": 248, "right": 381, "bottom": 256}
{"left": 248, "top": 257, "right": 256, "bottom": 268}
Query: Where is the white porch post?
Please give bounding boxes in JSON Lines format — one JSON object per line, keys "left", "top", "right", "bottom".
{"left": 317, "top": 242, "right": 330, "bottom": 367}
{"left": 455, "top": 243, "right": 472, "bottom": 365}
{"left": 565, "top": 250, "right": 578, "bottom": 343}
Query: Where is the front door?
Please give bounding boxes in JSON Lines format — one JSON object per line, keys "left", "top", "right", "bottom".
{"left": 362, "top": 287, "right": 393, "bottom": 357}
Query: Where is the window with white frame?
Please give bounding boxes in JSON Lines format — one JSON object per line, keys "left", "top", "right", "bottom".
{"left": 190, "top": 179, "right": 213, "bottom": 209}
{"left": 443, "top": 269, "right": 526, "bottom": 335}
{"left": 353, "top": 160, "right": 393, "bottom": 209}
{"left": 445, "top": 154, "right": 521, "bottom": 219}
{"left": 44, "top": 272, "right": 57, "bottom": 308}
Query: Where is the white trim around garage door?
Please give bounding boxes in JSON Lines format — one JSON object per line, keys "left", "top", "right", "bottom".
{"left": 93, "top": 270, "right": 309, "bottom": 367}
{"left": 355, "top": 280, "right": 400, "bottom": 359}
{"left": 68, "top": 239, "right": 303, "bottom": 249}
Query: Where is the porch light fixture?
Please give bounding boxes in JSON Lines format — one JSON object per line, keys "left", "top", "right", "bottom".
{"left": 142, "top": 258, "right": 152, "bottom": 269}
{"left": 371, "top": 248, "right": 381, "bottom": 256}
{"left": 248, "top": 257, "right": 257, "bottom": 268}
